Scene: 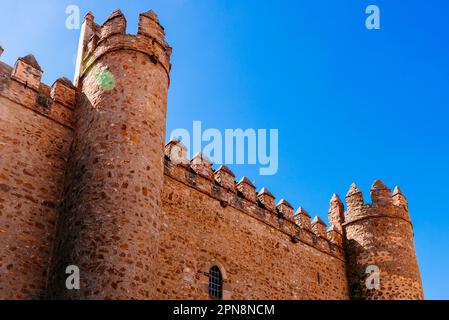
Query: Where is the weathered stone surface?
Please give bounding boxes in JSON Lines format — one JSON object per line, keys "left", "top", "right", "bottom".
{"left": 214, "top": 165, "right": 236, "bottom": 191}
{"left": 0, "top": 77, "right": 73, "bottom": 299}
{"left": 0, "top": 9, "right": 423, "bottom": 301}
{"left": 236, "top": 177, "right": 256, "bottom": 202}
{"left": 344, "top": 180, "right": 424, "bottom": 300}
{"left": 328, "top": 194, "right": 344, "bottom": 233}
{"left": 257, "top": 188, "right": 276, "bottom": 212}
{"left": 293, "top": 207, "right": 311, "bottom": 230}
{"left": 158, "top": 173, "right": 348, "bottom": 299}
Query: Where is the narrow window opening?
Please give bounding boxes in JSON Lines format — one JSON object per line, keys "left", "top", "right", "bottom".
{"left": 208, "top": 266, "right": 223, "bottom": 299}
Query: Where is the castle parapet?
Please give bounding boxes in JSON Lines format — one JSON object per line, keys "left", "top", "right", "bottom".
{"left": 163, "top": 141, "right": 346, "bottom": 260}
{"left": 236, "top": 177, "right": 257, "bottom": 202}
{"left": 371, "top": 179, "right": 393, "bottom": 207}
{"left": 293, "top": 207, "right": 311, "bottom": 230}
{"left": 327, "top": 225, "right": 343, "bottom": 247}
{"left": 257, "top": 188, "right": 276, "bottom": 212}
{"left": 75, "top": 9, "right": 172, "bottom": 87}
{"left": 0, "top": 53, "right": 76, "bottom": 128}
{"left": 276, "top": 199, "right": 293, "bottom": 220}
{"left": 191, "top": 152, "right": 214, "bottom": 179}
{"left": 214, "top": 165, "right": 236, "bottom": 192}
{"left": 343, "top": 180, "right": 411, "bottom": 225}
{"left": 50, "top": 78, "right": 76, "bottom": 109}
{"left": 311, "top": 216, "right": 327, "bottom": 238}
{"left": 164, "top": 137, "right": 188, "bottom": 164}
{"left": 11, "top": 54, "right": 42, "bottom": 90}
{"left": 328, "top": 193, "right": 344, "bottom": 233}
{"left": 99, "top": 9, "right": 127, "bottom": 41}
{"left": 345, "top": 183, "right": 364, "bottom": 214}
{"left": 392, "top": 186, "right": 408, "bottom": 210}
{"left": 138, "top": 10, "right": 169, "bottom": 48}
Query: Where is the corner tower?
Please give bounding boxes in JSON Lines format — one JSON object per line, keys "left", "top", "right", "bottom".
{"left": 47, "top": 9, "right": 172, "bottom": 299}
{"left": 343, "top": 180, "right": 424, "bottom": 299}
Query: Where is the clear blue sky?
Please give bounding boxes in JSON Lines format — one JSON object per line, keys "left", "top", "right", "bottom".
{"left": 1, "top": 0, "right": 448, "bottom": 299}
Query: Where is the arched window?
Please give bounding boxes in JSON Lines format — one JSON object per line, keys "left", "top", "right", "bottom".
{"left": 208, "top": 266, "right": 223, "bottom": 299}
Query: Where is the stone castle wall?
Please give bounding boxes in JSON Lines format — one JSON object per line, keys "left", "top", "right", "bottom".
{"left": 155, "top": 156, "right": 349, "bottom": 299}
{"left": 0, "top": 57, "right": 75, "bottom": 299}
{"left": 0, "top": 9, "right": 424, "bottom": 300}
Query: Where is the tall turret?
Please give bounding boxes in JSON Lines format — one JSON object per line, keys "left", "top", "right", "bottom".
{"left": 47, "top": 9, "right": 172, "bottom": 299}
{"left": 343, "top": 180, "right": 424, "bottom": 299}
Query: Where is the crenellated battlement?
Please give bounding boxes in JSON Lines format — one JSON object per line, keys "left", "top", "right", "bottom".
{"left": 343, "top": 180, "right": 411, "bottom": 226}
{"left": 74, "top": 9, "right": 172, "bottom": 87}
{"left": 163, "top": 138, "right": 347, "bottom": 260}
{"left": 0, "top": 8, "right": 423, "bottom": 300}
{"left": 162, "top": 138, "right": 415, "bottom": 262}
{"left": 0, "top": 51, "right": 76, "bottom": 128}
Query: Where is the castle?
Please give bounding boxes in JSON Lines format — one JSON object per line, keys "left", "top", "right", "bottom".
{"left": 0, "top": 9, "right": 424, "bottom": 300}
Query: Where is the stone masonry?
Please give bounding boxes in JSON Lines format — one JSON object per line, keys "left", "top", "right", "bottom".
{"left": 0, "top": 9, "right": 424, "bottom": 300}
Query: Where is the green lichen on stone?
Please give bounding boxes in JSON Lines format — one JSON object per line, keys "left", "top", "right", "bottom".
{"left": 96, "top": 68, "right": 116, "bottom": 91}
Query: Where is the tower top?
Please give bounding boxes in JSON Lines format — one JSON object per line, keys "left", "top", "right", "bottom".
{"left": 371, "top": 179, "right": 389, "bottom": 190}
{"left": 140, "top": 10, "right": 161, "bottom": 24}
{"left": 330, "top": 193, "right": 342, "bottom": 203}
{"left": 393, "top": 185, "right": 403, "bottom": 196}
{"left": 346, "top": 183, "right": 362, "bottom": 197}
{"left": 74, "top": 9, "right": 172, "bottom": 87}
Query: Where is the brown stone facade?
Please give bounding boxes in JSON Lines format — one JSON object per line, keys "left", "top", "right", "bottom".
{"left": 344, "top": 182, "right": 423, "bottom": 299}
{"left": 157, "top": 157, "right": 348, "bottom": 299}
{"left": 0, "top": 56, "right": 75, "bottom": 299}
{"left": 0, "top": 9, "right": 423, "bottom": 300}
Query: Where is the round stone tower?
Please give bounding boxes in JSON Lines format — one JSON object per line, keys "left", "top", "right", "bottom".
{"left": 343, "top": 180, "right": 424, "bottom": 300}
{"left": 47, "top": 9, "right": 172, "bottom": 299}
